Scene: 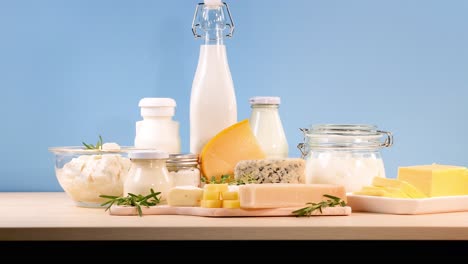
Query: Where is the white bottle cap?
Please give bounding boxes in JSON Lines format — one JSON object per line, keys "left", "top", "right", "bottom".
{"left": 249, "top": 96, "right": 281, "bottom": 105}
{"left": 139, "top": 98, "right": 176, "bottom": 117}
{"left": 129, "top": 150, "right": 169, "bottom": 160}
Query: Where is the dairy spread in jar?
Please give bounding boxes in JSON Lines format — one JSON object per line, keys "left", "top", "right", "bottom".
{"left": 298, "top": 124, "right": 393, "bottom": 193}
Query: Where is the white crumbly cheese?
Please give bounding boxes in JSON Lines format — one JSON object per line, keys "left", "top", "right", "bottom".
{"left": 167, "top": 186, "right": 204, "bottom": 207}
{"left": 102, "top": 142, "right": 121, "bottom": 151}
{"left": 234, "top": 159, "right": 306, "bottom": 184}
{"left": 56, "top": 153, "right": 131, "bottom": 204}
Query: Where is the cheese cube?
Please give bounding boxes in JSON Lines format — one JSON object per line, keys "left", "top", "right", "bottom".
{"left": 203, "top": 190, "right": 220, "bottom": 200}
{"left": 398, "top": 164, "right": 468, "bottom": 197}
{"left": 167, "top": 186, "right": 203, "bottom": 207}
{"left": 204, "top": 184, "right": 229, "bottom": 193}
{"left": 239, "top": 184, "right": 346, "bottom": 209}
{"left": 222, "top": 200, "right": 240, "bottom": 209}
{"left": 201, "top": 200, "right": 222, "bottom": 208}
{"left": 221, "top": 191, "right": 238, "bottom": 200}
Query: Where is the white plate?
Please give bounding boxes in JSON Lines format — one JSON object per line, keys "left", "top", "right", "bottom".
{"left": 347, "top": 194, "right": 468, "bottom": 215}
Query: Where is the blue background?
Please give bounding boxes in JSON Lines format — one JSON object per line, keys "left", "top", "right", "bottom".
{"left": 0, "top": 0, "right": 467, "bottom": 191}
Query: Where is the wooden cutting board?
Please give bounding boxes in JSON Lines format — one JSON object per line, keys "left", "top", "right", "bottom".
{"left": 109, "top": 205, "right": 352, "bottom": 217}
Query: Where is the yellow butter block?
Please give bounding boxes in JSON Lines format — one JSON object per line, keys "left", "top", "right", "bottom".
{"left": 201, "top": 200, "right": 222, "bottom": 208}
{"left": 398, "top": 164, "right": 468, "bottom": 197}
{"left": 204, "top": 184, "right": 229, "bottom": 193}
{"left": 372, "top": 177, "right": 427, "bottom": 198}
{"left": 202, "top": 190, "right": 220, "bottom": 200}
{"left": 221, "top": 191, "right": 238, "bottom": 200}
{"left": 222, "top": 200, "right": 240, "bottom": 209}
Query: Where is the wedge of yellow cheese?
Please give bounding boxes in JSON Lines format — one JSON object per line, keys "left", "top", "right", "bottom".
{"left": 398, "top": 164, "right": 468, "bottom": 197}
{"left": 199, "top": 120, "right": 266, "bottom": 182}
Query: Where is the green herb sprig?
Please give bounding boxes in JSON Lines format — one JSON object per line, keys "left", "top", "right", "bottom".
{"left": 82, "top": 135, "right": 103, "bottom": 150}
{"left": 200, "top": 174, "right": 258, "bottom": 185}
{"left": 201, "top": 175, "right": 231, "bottom": 184}
{"left": 292, "top": 194, "right": 347, "bottom": 217}
{"left": 99, "top": 189, "right": 161, "bottom": 217}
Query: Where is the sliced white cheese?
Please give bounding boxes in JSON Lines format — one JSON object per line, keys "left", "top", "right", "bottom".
{"left": 167, "top": 186, "right": 204, "bottom": 207}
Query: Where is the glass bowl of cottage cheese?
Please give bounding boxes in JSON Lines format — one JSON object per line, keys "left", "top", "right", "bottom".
{"left": 49, "top": 143, "right": 132, "bottom": 207}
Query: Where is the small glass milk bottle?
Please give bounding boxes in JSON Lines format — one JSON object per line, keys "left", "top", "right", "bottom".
{"left": 249, "top": 96, "right": 289, "bottom": 158}
{"left": 124, "top": 150, "right": 172, "bottom": 202}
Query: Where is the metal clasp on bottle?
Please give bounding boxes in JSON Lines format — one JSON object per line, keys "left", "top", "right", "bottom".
{"left": 192, "top": 2, "right": 235, "bottom": 39}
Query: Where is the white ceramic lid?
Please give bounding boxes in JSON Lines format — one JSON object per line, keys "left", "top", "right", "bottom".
{"left": 249, "top": 96, "right": 281, "bottom": 105}
{"left": 139, "top": 98, "right": 176, "bottom": 108}
{"left": 138, "top": 98, "right": 176, "bottom": 117}
{"left": 128, "top": 150, "right": 169, "bottom": 160}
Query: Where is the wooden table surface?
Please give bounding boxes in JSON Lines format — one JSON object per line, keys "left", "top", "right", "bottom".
{"left": 1, "top": 192, "right": 467, "bottom": 241}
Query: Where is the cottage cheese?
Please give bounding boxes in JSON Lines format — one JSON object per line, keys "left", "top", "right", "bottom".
{"left": 56, "top": 154, "right": 131, "bottom": 205}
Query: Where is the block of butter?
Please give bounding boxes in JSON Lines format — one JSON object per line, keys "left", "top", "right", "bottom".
{"left": 239, "top": 184, "right": 346, "bottom": 209}
{"left": 398, "top": 164, "right": 468, "bottom": 197}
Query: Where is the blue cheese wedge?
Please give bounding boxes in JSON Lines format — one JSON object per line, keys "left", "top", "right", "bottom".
{"left": 234, "top": 159, "right": 305, "bottom": 184}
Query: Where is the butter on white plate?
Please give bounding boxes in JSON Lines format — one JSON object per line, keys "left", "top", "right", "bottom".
{"left": 347, "top": 194, "right": 468, "bottom": 215}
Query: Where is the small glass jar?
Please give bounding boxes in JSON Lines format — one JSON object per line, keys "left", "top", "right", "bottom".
{"left": 166, "top": 153, "right": 200, "bottom": 188}
{"left": 298, "top": 124, "right": 393, "bottom": 193}
{"left": 124, "top": 150, "right": 172, "bottom": 202}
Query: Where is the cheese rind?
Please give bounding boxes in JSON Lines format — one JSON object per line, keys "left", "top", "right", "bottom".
{"left": 398, "top": 164, "right": 468, "bottom": 197}
{"left": 238, "top": 184, "right": 346, "bottom": 209}
{"left": 167, "top": 186, "right": 203, "bottom": 207}
{"left": 234, "top": 159, "right": 305, "bottom": 184}
{"left": 199, "top": 120, "right": 266, "bottom": 182}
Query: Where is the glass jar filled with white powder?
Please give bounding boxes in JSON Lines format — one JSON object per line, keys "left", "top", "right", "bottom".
{"left": 298, "top": 124, "right": 393, "bottom": 193}
{"left": 167, "top": 153, "right": 200, "bottom": 188}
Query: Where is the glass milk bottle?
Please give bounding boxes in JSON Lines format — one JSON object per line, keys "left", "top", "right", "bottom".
{"left": 189, "top": 0, "right": 237, "bottom": 154}
{"left": 249, "top": 97, "right": 289, "bottom": 158}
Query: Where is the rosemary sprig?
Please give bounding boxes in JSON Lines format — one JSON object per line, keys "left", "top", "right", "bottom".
{"left": 292, "top": 194, "right": 347, "bottom": 217}
{"left": 201, "top": 175, "right": 231, "bottom": 184}
{"left": 82, "top": 135, "right": 103, "bottom": 150}
{"left": 229, "top": 173, "right": 257, "bottom": 185}
{"left": 200, "top": 174, "right": 258, "bottom": 185}
{"left": 99, "top": 188, "right": 162, "bottom": 217}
